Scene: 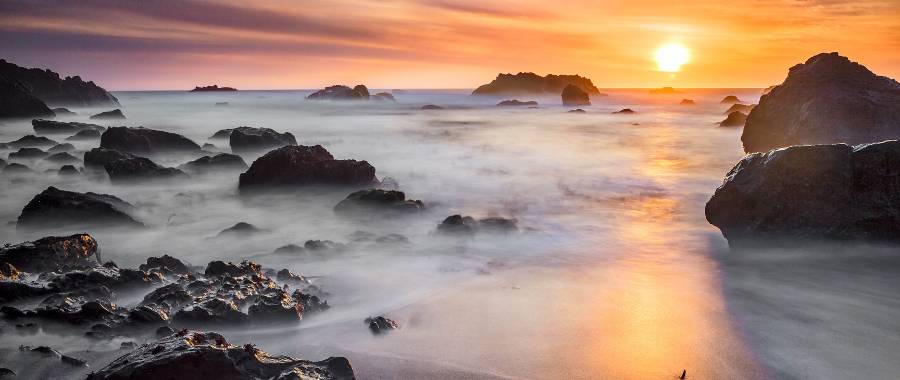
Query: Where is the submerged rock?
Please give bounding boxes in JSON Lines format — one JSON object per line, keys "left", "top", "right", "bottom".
{"left": 719, "top": 111, "right": 748, "bottom": 127}
{"left": 436, "top": 215, "right": 518, "bottom": 235}
{"left": 0, "top": 78, "right": 55, "bottom": 119}
{"left": 742, "top": 52, "right": 900, "bottom": 153}
{"left": 238, "top": 145, "right": 376, "bottom": 190}
{"left": 229, "top": 127, "right": 297, "bottom": 154}
{"left": 17, "top": 186, "right": 142, "bottom": 230}
{"left": 567, "top": 109, "right": 586, "bottom": 113}
{"left": 58, "top": 165, "right": 80, "bottom": 176}
{"left": 217, "top": 222, "right": 262, "bottom": 237}
{"left": 613, "top": 108, "right": 635, "bottom": 114}
{"left": 421, "top": 104, "right": 444, "bottom": 110}
{"left": 473, "top": 72, "right": 601, "bottom": 96}
{"left": 100, "top": 126, "right": 201, "bottom": 154}
{"left": 561, "top": 84, "right": 590, "bottom": 106}
{"left": 0, "top": 233, "right": 98, "bottom": 272}
{"left": 32, "top": 119, "right": 105, "bottom": 135}
{"left": 306, "top": 85, "right": 370, "bottom": 100}
{"left": 365, "top": 316, "right": 399, "bottom": 334}
{"left": 0, "top": 59, "right": 119, "bottom": 106}
{"left": 497, "top": 99, "right": 537, "bottom": 107}
{"left": 178, "top": 153, "right": 248, "bottom": 174}
{"left": 334, "top": 189, "right": 424, "bottom": 216}
{"left": 90, "top": 109, "right": 126, "bottom": 120}
{"left": 706, "top": 140, "right": 900, "bottom": 245}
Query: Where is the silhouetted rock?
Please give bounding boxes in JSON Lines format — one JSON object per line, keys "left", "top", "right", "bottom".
{"left": 84, "top": 148, "right": 133, "bottom": 169}
{"left": 307, "top": 85, "right": 370, "bottom": 100}
{"left": 47, "top": 143, "right": 75, "bottom": 153}
{"left": 0, "top": 233, "right": 98, "bottom": 272}
{"left": 103, "top": 155, "right": 187, "bottom": 183}
{"left": 217, "top": 222, "right": 261, "bottom": 237}
{"left": 436, "top": 215, "right": 518, "bottom": 235}
{"left": 58, "top": 165, "right": 79, "bottom": 176}
{"left": 178, "top": 153, "right": 248, "bottom": 174}
{"left": 139, "top": 255, "right": 191, "bottom": 275}
{"left": 743, "top": 52, "right": 900, "bottom": 153}
{"left": 8, "top": 147, "right": 49, "bottom": 160}
{"left": 239, "top": 145, "right": 376, "bottom": 190}
{"left": 17, "top": 187, "right": 142, "bottom": 230}
{"left": 51, "top": 107, "right": 76, "bottom": 116}
{"left": 680, "top": 99, "right": 696, "bottom": 105}
{"left": 706, "top": 140, "right": 900, "bottom": 245}
{"left": 32, "top": 119, "right": 104, "bottom": 135}
{"left": 100, "top": 126, "right": 201, "bottom": 154}
{"left": 421, "top": 104, "right": 443, "bottom": 110}
{"left": 44, "top": 152, "right": 81, "bottom": 164}
{"left": 66, "top": 129, "right": 102, "bottom": 140}
{"left": 719, "top": 111, "right": 748, "bottom": 127}
{"left": 190, "top": 85, "right": 237, "bottom": 92}
{"left": 7, "top": 135, "right": 57, "bottom": 148}
{"left": 497, "top": 99, "right": 537, "bottom": 107}
{"left": 0, "top": 59, "right": 119, "bottom": 106}
{"left": 561, "top": 84, "right": 591, "bottom": 106}
{"left": 613, "top": 108, "right": 635, "bottom": 114}
{"left": 473, "top": 72, "right": 601, "bottom": 96}
{"left": 720, "top": 95, "right": 741, "bottom": 104}
{"left": 0, "top": 78, "right": 54, "bottom": 119}
{"left": 334, "top": 189, "right": 424, "bottom": 216}
{"left": 372, "top": 92, "right": 396, "bottom": 101}
{"left": 85, "top": 330, "right": 356, "bottom": 380}
{"left": 90, "top": 109, "right": 126, "bottom": 120}
{"left": 229, "top": 127, "right": 297, "bottom": 154}
{"left": 365, "top": 316, "right": 399, "bottom": 334}
{"left": 724, "top": 103, "right": 754, "bottom": 114}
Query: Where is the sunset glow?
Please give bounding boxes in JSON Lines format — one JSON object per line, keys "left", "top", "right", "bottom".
{"left": 655, "top": 43, "right": 690, "bottom": 72}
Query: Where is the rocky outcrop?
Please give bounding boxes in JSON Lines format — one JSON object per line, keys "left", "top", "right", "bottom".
{"left": 101, "top": 127, "right": 201, "bottom": 154}
{"left": 90, "top": 109, "right": 126, "bottom": 120}
{"left": 365, "top": 316, "right": 399, "bottom": 334}
{"left": 0, "top": 78, "right": 55, "bottom": 119}
{"left": 32, "top": 119, "right": 104, "bottom": 135}
{"left": 436, "top": 215, "right": 518, "bottom": 235}
{"left": 8, "top": 147, "right": 49, "bottom": 160}
{"left": 719, "top": 111, "right": 748, "bottom": 127}
{"left": 306, "top": 85, "right": 370, "bottom": 100}
{"left": 238, "top": 145, "right": 376, "bottom": 190}
{"left": 334, "top": 189, "right": 424, "bottom": 216}
{"left": 473, "top": 72, "right": 601, "bottom": 96}
{"left": 0, "top": 233, "right": 98, "bottom": 272}
{"left": 724, "top": 103, "right": 754, "bottom": 114}
{"left": 178, "top": 153, "right": 248, "bottom": 174}
{"left": 372, "top": 92, "right": 396, "bottom": 101}
{"left": 705, "top": 140, "right": 900, "bottom": 244}
{"left": 497, "top": 99, "right": 537, "bottom": 107}
{"left": 742, "top": 52, "right": 900, "bottom": 153}
{"left": 7, "top": 135, "right": 57, "bottom": 148}
{"left": 17, "top": 186, "right": 143, "bottom": 229}
{"left": 190, "top": 85, "right": 237, "bottom": 92}
{"left": 103, "top": 155, "right": 187, "bottom": 183}
{"left": 0, "top": 59, "right": 119, "bottom": 107}
{"left": 229, "top": 127, "right": 297, "bottom": 154}
{"left": 561, "top": 84, "right": 590, "bottom": 106}
{"left": 720, "top": 95, "right": 741, "bottom": 104}
{"left": 86, "top": 330, "right": 355, "bottom": 380}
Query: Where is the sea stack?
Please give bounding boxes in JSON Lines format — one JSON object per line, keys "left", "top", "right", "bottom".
{"left": 561, "top": 84, "right": 591, "bottom": 106}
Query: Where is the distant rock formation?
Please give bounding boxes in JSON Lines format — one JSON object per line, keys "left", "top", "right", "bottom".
{"left": 706, "top": 140, "right": 900, "bottom": 245}
{"left": 421, "top": 104, "right": 443, "bottom": 110}
{"left": 650, "top": 87, "right": 680, "bottom": 94}
{"left": 306, "top": 85, "right": 370, "bottom": 100}
{"left": 238, "top": 145, "right": 376, "bottom": 190}
{"left": 372, "top": 92, "right": 396, "bottom": 102}
{"left": 0, "top": 78, "right": 54, "bottom": 119}
{"left": 724, "top": 103, "right": 754, "bottom": 115}
{"left": 561, "top": 84, "right": 590, "bottom": 106}
{"left": 613, "top": 108, "right": 635, "bottom": 114}
{"left": 497, "top": 99, "right": 537, "bottom": 107}
{"left": 0, "top": 59, "right": 119, "bottom": 107}
{"left": 190, "top": 85, "right": 237, "bottom": 92}
{"left": 100, "top": 126, "right": 201, "bottom": 154}
{"left": 680, "top": 99, "right": 696, "bottom": 105}
{"left": 720, "top": 95, "right": 741, "bottom": 104}
{"left": 472, "top": 72, "right": 602, "bottom": 96}
{"left": 719, "top": 111, "right": 748, "bottom": 127}
{"left": 90, "top": 109, "right": 126, "bottom": 120}
{"left": 742, "top": 52, "right": 900, "bottom": 153}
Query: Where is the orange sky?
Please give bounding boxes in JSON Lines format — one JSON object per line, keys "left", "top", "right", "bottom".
{"left": 1, "top": 0, "right": 899, "bottom": 90}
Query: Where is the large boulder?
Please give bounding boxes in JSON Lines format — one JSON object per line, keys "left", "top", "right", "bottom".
{"left": 178, "top": 153, "right": 248, "bottom": 174}
{"left": 8, "top": 147, "right": 49, "bottom": 160}
{"left": 7, "top": 135, "right": 57, "bottom": 148}
{"left": 306, "top": 85, "right": 370, "bottom": 100}
{"left": 705, "top": 140, "right": 900, "bottom": 245}
{"left": 90, "top": 109, "right": 126, "bottom": 120}
{"left": 101, "top": 127, "right": 201, "bottom": 154}
{"left": 32, "top": 119, "right": 104, "bottom": 135}
{"left": 229, "top": 127, "right": 297, "bottom": 154}
{"left": 85, "top": 330, "right": 355, "bottom": 380}
{"left": 0, "top": 78, "right": 55, "bottom": 119}
{"left": 84, "top": 148, "right": 134, "bottom": 169}
{"left": 238, "top": 145, "right": 376, "bottom": 190}
{"left": 334, "top": 189, "right": 424, "bottom": 216}
{"left": 561, "top": 84, "right": 590, "bottom": 106}
{"left": 473, "top": 72, "right": 602, "bottom": 96}
{"left": 742, "top": 52, "right": 900, "bottom": 153}
{"left": 0, "top": 234, "right": 98, "bottom": 272}
{"left": 0, "top": 59, "right": 119, "bottom": 106}
{"left": 17, "top": 186, "right": 143, "bottom": 230}
{"left": 103, "top": 155, "right": 187, "bottom": 183}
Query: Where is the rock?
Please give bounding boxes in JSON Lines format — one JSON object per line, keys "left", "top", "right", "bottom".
{"left": 306, "top": 85, "right": 370, "bottom": 100}
{"left": 190, "top": 85, "right": 237, "bottom": 92}
{"left": 720, "top": 95, "right": 741, "bottom": 104}
{"left": 61, "top": 354, "right": 88, "bottom": 367}
{"left": 567, "top": 109, "right": 586, "bottom": 113}
{"left": 102, "top": 154, "right": 188, "bottom": 183}
{"left": 372, "top": 92, "right": 396, "bottom": 101}
{"left": 202, "top": 143, "right": 218, "bottom": 151}
{"left": 0, "top": 233, "right": 98, "bottom": 272}
{"left": 120, "top": 341, "right": 136, "bottom": 349}
{"left": 0, "top": 368, "right": 15, "bottom": 378}
{"left": 51, "top": 107, "right": 77, "bottom": 116}
{"left": 217, "top": 222, "right": 262, "bottom": 237}
{"left": 705, "top": 140, "right": 900, "bottom": 245}
{"left": 83, "top": 148, "right": 133, "bottom": 169}
{"left": 32, "top": 119, "right": 104, "bottom": 135}
{"left": 204, "top": 260, "right": 262, "bottom": 278}
{"left": 334, "top": 189, "right": 424, "bottom": 216}
{"left": 66, "top": 129, "right": 102, "bottom": 140}
{"left": 0, "top": 78, "right": 55, "bottom": 119}
{"left": 561, "top": 84, "right": 590, "bottom": 106}
{"left": 100, "top": 126, "right": 201, "bottom": 154}
{"left": 58, "top": 165, "right": 80, "bottom": 175}
{"left": 680, "top": 99, "right": 696, "bottom": 105}
{"left": 613, "top": 108, "right": 635, "bottom": 114}
{"left": 8, "top": 147, "right": 49, "bottom": 160}
{"left": 238, "top": 145, "right": 376, "bottom": 190}
{"left": 473, "top": 72, "right": 601, "bottom": 96}
{"left": 436, "top": 215, "right": 518, "bottom": 235}
{"left": 7, "top": 135, "right": 57, "bottom": 148}
{"left": 90, "top": 109, "right": 126, "bottom": 120}
{"left": 139, "top": 255, "right": 192, "bottom": 276}
{"left": 719, "top": 111, "right": 748, "bottom": 127}
{"left": 0, "top": 59, "right": 119, "bottom": 106}
{"left": 365, "top": 316, "right": 399, "bottom": 334}
{"left": 304, "top": 240, "right": 345, "bottom": 252}
{"left": 272, "top": 244, "right": 304, "bottom": 255}
{"left": 17, "top": 187, "right": 142, "bottom": 230}
{"left": 724, "top": 103, "right": 754, "bottom": 115}
{"left": 85, "top": 330, "right": 356, "bottom": 380}
{"left": 276, "top": 269, "right": 308, "bottom": 285}
{"left": 0, "top": 262, "right": 21, "bottom": 281}
{"left": 47, "top": 143, "right": 75, "bottom": 153}
{"left": 155, "top": 326, "right": 174, "bottom": 337}
{"left": 214, "top": 102, "right": 229, "bottom": 107}
{"left": 497, "top": 99, "right": 537, "bottom": 107}
{"left": 178, "top": 153, "right": 248, "bottom": 174}
{"left": 229, "top": 127, "right": 297, "bottom": 154}
{"left": 743, "top": 52, "right": 900, "bottom": 153}
{"left": 44, "top": 152, "right": 81, "bottom": 164}
{"left": 421, "top": 104, "right": 443, "bottom": 110}
{"left": 650, "top": 87, "right": 680, "bottom": 94}
{"left": 2, "top": 163, "right": 31, "bottom": 174}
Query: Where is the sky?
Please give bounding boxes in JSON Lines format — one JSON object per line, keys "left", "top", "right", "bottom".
{"left": 1, "top": 0, "right": 899, "bottom": 90}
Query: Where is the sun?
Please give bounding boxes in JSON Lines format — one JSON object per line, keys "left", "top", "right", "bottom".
{"left": 655, "top": 43, "right": 690, "bottom": 72}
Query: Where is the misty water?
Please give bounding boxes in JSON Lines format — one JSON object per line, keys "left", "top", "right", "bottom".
{"left": 2, "top": 89, "right": 899, "bottom": 379}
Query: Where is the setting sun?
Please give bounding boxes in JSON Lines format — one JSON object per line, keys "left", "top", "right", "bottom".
{"left": 655, "top": 43, "right": 691, "bottom": 72}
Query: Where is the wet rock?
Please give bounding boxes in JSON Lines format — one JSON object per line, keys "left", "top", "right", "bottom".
{"left": 0, "top": 282, "right": 51, "bottom": 303}
{"left": 51, "top": 107, "right": 76, "bottom": 116}
{"left": 85, "top": 330, "right": 356, "bottom": 380}
{"left": 7, "top": 135, "right": 58, "bottom": 148}
{"left": 334, "top": 189, "right": 424, "bottom": 216}
{"left": 103, "top": 155, "right": 188, "bottom": 183}
{"left": 307, "top": 84, "right": 370, "bottom": 100}
{"left": 0, "top": 233, "right": 98, "bottom": 272}
{"left": 247, "top": 291, "right": 302, "bottom": 322}
{"left": 365, "top": 316, "right": 399, "bottom": 334}
{"left": 32, "top": 119, "right": 104, "bottom": 135}
{"left": 561, "top": 84, "right": 590, "bottom": 106}
{"left": 217, "top": 222, "right": 262, "bottom": 237}
{"left": 0, "top": 77, "right": 55, "bottom": 119}
{"left": 58, "top": 165, "right": 80, "bottom": 175}
{"left": 0, "top": 59, "right": 119, "bottom": 106}
{"left": 8, "top": 147, "right": 48, "bottom": 160}
{"left": 497, "top": 99, "right": 537, "bottom": 107}
{"left": 228, "top": 127, "right": 297, "bottom": 154}
{"left": 724, "top": 103, "right": 754, "bottom": 115}
{"left": 567, "top": 109, "right": 586, "bottom": 113}
{"left": 706, "top": 140, "right": 900, "bottom": 244}
{"left": 47, "top": 143, "right": 75, "bottom": 153}
{"left": 66, "top": 129, "right": 102, "bottom": 141}
{"left": 44, "top": 152, "right": 81, "bottom": 164}
{"left": 17, "top": 187, "right": 142, "bottom": 230}
{"left": 100, "top": 126, "right": 201, "bottom": 154}
{"left": 139, "top": 255, "right": 191, "bottom": 276}
{"left": 421, "top": 104, "right": 443, "bottom": 110}
{"left": 24, "top": 345, "right": 61, "bottom": 357}
{"left": 613, "top": 108, "right": 635, "bottom": 114}
{"left": 276, "top": 269, "right": 308, "bottom": 285}
{"left": 191, "top": 85, "right": 237, "bottom": 92}
{"left": 720, "top": 95, "right": 741, "bottom": 104}
{"left": 140, "top": 284, "right": 193, "bottom": 311}
{"left": 238, "top": 145, "right": 376, "bottom": 190}
{"left": 173, "top": 298, "right": 249, "bottom": 325}
{"left": 743, "top": 52, "right": 900, "bottom": 153}
{"left": 126, "top": 304, "right": 170, "bottom": 325}
{"left": 680, "top": 99, "right": 696, "bottom": 105}
{"left": 0, "top": 262, "right": 21, "bottom": 281}
{"left": 473, "top": 72, "right": 601, "bottom": 96}
{"left": 372, "top": 92, "right": 396, "bottom": 101}
{"left": 178, "top": 153, "right": 248, "bottom": 174}
{"left": 90, "top": 109, "right": 126, "bottom": 120}
{"left": 204, "top": 260, "right": 262, "bottom": 278}
{"left": 436, "top": 215, "right": 518, "bottom": 235}
{"left": 719, "top": 111, "right": 748, "bottom": 127}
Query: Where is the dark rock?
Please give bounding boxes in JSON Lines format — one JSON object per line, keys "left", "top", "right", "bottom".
{"left": 561, "top": 84, "right": 590, "bottom": 106}
{"left": 120, "top": 341, "right": 136, "bottom": 349}
{"left": 2, "top": 163, "right": 31, "bottom": 174}
{"left": 33, "top": 119, "right": 104, "bottom": 135}
{"left": 613, "top": 108, "right": 635, "bottom": 114}
{"left": 178, "top": 153, "right": 247, "bottom": 174}
{"left": 85, "top": 330, "right": 355, "bottom": 380}
{"left": 334, "top": 189, "right": 424, "bottom": 216}
{"left": 155, "top": 326, "right": 174, "bottom": 337}
{"left": 61, "top": 354, "right": 88, "bottom": 367}
{"left": 0, "top": 158, "right": 5, "bottom": 169}
{"left": 202, "top": 143, "right": 218, "bottom": 151}
{"left": 719, "top": 111, "right": 748, "bottom": 127}
{"left": 66, "top": 129, "right": 102, "bottom": 140}
{"left": 8, "top": 147, "right": 49, "bottom": 160}
{"left": 229, "top": 127, "right": 297, "bottom": 154}
{"left": 100, "top": 126, "right": 201, "bottom": 154}
{"left": 0, "top": 282, "right": 51, "bottom": 303}
{"left": 372, "top": 92, "right": 396, "bottom": 101}
{"left": 47, "top": 143, "right": 75, "bottom": 153}
{"left": 272, "top": 244, "right": 304, "bottom": 255}
{"left": 90, "top": 109, "right": 126, "bottom": 120}
{"left": 706, "top": 140, "right": 900, "bottom": 244}
{"left": 217, "top": 222, "right": 262, "bottom": 237}
{"left": 680, "top": 99, "right": 696, "bottom": 105}
{"left": 436, "top": 215, "right": 518, "bottom": 235}
{"left": 103, "top": 154, "right": 188, "bottom": 183}
{"left": 304, "top": 240, "right": 345, "bottom": 252}
{"left": 650, "top": 87, "right": 680, "bottom": 94}
{"left": 276, "top": 269, "right": 308, "bottom": 285}
{"left": 204, "top": 260, "right": 262, "bottom": 278}
{"left": 0, "top": 262, "right": 21, "bottom": 281}
{"left": 126, "top": 304, "right": 170, "bottom": 325}
{"left": 473, "top": 72, "right": 601, "bottom": 96}
{"left": 567, "top": 108, "right": 586, "bottom": 113}
{"left": 17, "top": 187, "right": 142, "bottom": 230}
{"left": 44, "top": 152, "right": 81, "bottom": 164}
{"left": 721, "top": 95, "right": 741, "bottom": 104}
{"left": 0, "top": 59, "right": 119, "bottom": 106}
{"left": 7, "top": 135, "right": 57, "bottom": 148}
{"left": 743, "top": 52, "right": 900, "bottom": 153}
{"left": 51, "top": 107, "right": 77, "bottom": 116}
{"left": 421, "top": 104, "right": 443, "bottom": 110}
{"left": 83, "top": 148, "right": 133, "bottom": 169}
{"left": 0, "top": 76, "right": 55, "bottom": 119}
{"left": 139, "top": 255, "right": 191, "bottom": 275}
{"left": 173, "top": 298, "right": 249, "bottom": 325}
{"left": 190, "top": 85, "right": 237, "bottom": 92}
{"left": 497, "top": 99, "right": 537, "bottom": 107}
{"left": 58, "top": 165, "right": 80, "bottom": 175}
{"left": 0, "top": 368, "right": 15, "bottom": 378}
{"left": 25, "top": 345, "right": 61, "bottom": 357}
{"left": 724, "top": 103, "right": 754, "bottom": 115}
{"left": 307, "top": 84, "right": 370, "bottom": 100}
{"left": 238, "top": 145, "right": 376, "bottom": 190}
{"left": 0, "top": 233, "right": 98, "bottom": 272}
{"left": 365, "top": 316, "right": 399, "bottom": 334}
{"left": 246, "top": 291, "right": 302, "bottom": 322}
